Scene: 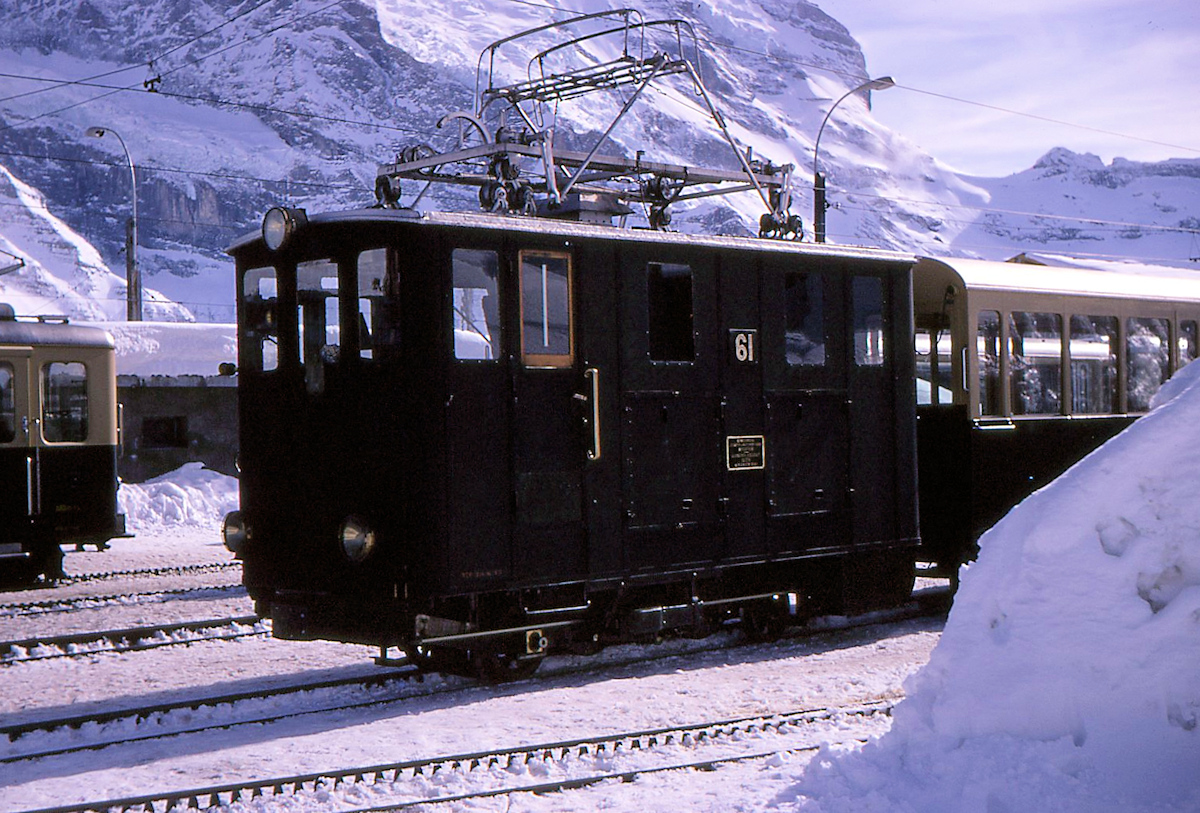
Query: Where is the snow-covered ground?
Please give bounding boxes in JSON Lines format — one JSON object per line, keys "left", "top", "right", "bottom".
{"left": 3, "top": 360, "right": 1200, "bottom": 810}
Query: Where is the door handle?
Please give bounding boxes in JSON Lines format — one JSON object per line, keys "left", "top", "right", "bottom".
{"left": 585, "top": 367, "right": 601, "bottom": 461}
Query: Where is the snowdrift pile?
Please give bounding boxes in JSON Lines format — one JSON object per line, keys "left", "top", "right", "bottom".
{"left": 118, "top": 462, "right": 238, "bottom": 532}
{"left": 790, "top": 361, "right": 1200, "bottom": 811}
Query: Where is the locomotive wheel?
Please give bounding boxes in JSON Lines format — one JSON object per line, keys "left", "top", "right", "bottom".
{"left": 404, "top": 646, "right": 475, "bottom": 678}
{"left": 739, "top": 604, "right": 786, "bottom": 643}
{"left": 473, "top": 650, "right": 543, "bottom": 684}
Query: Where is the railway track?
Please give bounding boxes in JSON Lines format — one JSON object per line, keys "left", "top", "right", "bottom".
{"left": 0, "top": 667, "right": 420, "bottom": 765}
{"left": 13, "top": 701, "right": 892, "bottom": 813}
{"left": 1, "top": 597, "right": 946, "bottom": 766}
{"left": 0, "top": 614, "right": 268, "bottom": 665}
{"left": 0, "top": 584, "right": 248, "bottom": 619}
{"left": 57, "top": 561, "right": 241, "bottom": 586}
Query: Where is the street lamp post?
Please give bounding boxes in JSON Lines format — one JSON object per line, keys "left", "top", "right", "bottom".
{"left": 812, "top": 76, "right": 894, "bottom": 244}
{"left": 85, "top": 126, "right": 142, "bottom": 321}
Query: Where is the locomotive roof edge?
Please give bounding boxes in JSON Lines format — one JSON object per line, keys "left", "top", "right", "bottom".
{"left": 225, "top": 206, "right": 917, "bottom": 265}
{"left": 0, "top": 313, "right": 115, "bottom": 350}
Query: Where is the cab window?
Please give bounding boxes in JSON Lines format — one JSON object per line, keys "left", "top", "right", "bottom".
{"left": 242, "top": 266, "right": 278, "bottom": 372}
{"left": 647, "top": 262, "right": 695, "bottom": 362}
{"left": 357, "top": 248, "right": 389, "bottom": 361}
{"left": 784, "top": 272, "right": 824, "bottom": 367}
{"left": 453, "top": 249, "right": 502, "bottom": 360}
{"left": 852, "top": 276, "right": 885, "bottom": 367}
{"left": 520, "top": 250, "right": 572, "bottom": 367}
{"left": 297, "top": 258, "right": 339, "bottom": 394}
{"left": 42, "top": 362, "right": 88, "bottom": 443}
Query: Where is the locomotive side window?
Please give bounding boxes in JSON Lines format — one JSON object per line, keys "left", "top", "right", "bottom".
{"left": 520, "top": 250, "right": 572, "bottom": 367}
{"left": 1127, "top": 317, "right": 1169, "bottom": 412}
{"left": 242, "top": 266, "right": 278, "bottom": 372}
{"left": 0, "top": 362, "right": 13, "bottom": 442}
{"left": 977, "top": 310, "right": 1001, "bottom": 416}
{"left": 42, "top": 361, "right": 88, "bottom": 443}
{"left": 1179, "top": 320, "right": 1198, "bottom": 366}
{"left": 852, "top": 276, "right": 885, "bottom": 366}
{"left": 1009, "top": 311, "right": 1062, "bottom": 415}
{"left": 784, "top": 272, "right": 824, "bottom": 366}
{"left": 453, "top": 249, "right": 501, "bottom": 360}
{"left": 647, "top": 262, "right": 695, "bottom": 362}
{"left": 357, "top": 248, "right": 388, "bottom": 361}
{"left": 1070, "top": 315, "right": 1118, "bottom": 414}
{"left": 297, "top": 259, "right": 339, "bottom": 394}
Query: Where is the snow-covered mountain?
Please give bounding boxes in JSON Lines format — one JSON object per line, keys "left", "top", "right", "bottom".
{"left": 0, "top": 163, "right": 192, "bottom": 320}
{"left": 952, "top": 148, "right": 1200, "bottom": 265}
{"left": 0, "top": 0, "right": 1196, "bottom": 321}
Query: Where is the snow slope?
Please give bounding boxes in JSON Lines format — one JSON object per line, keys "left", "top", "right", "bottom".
{"left": 0, "top": 163, "right": 192, "bottom": 321}
{"left": 786, "top": 361, "right": 1200, "bottom": 811}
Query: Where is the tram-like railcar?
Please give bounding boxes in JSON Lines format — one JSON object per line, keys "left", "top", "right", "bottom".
{"left": 225, "top": 208, "right": 920, "bottom": 676}
{"left": 0, "top": 305, "right": 125, "bottom": 584}
{"left": 913, "top": 256, "right": 1200, "bottom": 575}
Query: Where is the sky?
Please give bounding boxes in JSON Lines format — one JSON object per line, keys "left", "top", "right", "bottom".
{"left": 818, "top": 0, "right": 1200, "bottom": 177}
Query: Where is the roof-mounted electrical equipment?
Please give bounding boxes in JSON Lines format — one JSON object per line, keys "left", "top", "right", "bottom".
{"left": 375, "top": 10, "right": 799, "bottom": 238}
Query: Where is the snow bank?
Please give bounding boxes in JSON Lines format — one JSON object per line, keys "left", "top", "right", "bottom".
{"left": 118, "top": 462, "right": 238, "bottom": 532}
{"left": 787, "top": 362, "right": 1200, "bottom": 812}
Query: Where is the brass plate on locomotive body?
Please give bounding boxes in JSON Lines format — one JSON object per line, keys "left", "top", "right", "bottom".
{"left": 726, "top": 435, "right": 765, "bottom": 471}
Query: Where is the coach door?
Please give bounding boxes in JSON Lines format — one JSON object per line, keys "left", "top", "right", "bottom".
{"left": 0, "top": 349, "right": 32, "bottom": 546}
{"left": 619, "top": 248, "right": 722, "bottom": 569}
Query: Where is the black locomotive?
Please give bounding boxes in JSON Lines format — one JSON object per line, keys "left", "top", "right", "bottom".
{"left": 0, "top": 305, "right": 126, "bottom": 585}
{"left": 225, "top": 207, "right": 920, "bottom": 678}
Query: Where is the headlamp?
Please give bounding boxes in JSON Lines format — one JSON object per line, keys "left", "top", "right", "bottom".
{"left": 262, "top": 206, "right": 307, "bottom": 251}
{"left": 340, "top": 516, "right": 377, "bottom": 563}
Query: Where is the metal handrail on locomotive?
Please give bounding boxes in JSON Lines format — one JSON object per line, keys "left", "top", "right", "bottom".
{"left": 224, "top": 12, "right": 919, "bottom": 679}
{"left": 0, "top": 304, "right": 126, "bottom": 585}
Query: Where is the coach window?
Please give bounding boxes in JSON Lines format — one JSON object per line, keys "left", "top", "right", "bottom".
{"left": 784, "top": 272, "right": 824, "bottom": 366}
{"left": 977, "top": 311, "right": 1002, "bottom": 416}
{"left": 1070, "top": 315, "right": 1118, "bottom": 414}
{"left": 1009, "top": 312, "right": 1062, "bottom": 415}
{"left": 915, "top": 322, "right": 952, "bottom": 406}
{"left": 453, "top": 249, "right": 501, "bottom": 360}
{"left": 648, "top": 262, "right": 695, "bottom": 362}
{"left": 852, "top": 276, "right": 885, "bottom": 366}
{"left": 520, "top": 250, "right": 572, "bottom": 367}
{"left": 1127, "top": 317, "right": 1169, "bottom": 412}
{"left": 357, "top": 248, "right": 388, "bottom": 361}
{"left": 0, "top": 362, "right": 14, "bottom": 442}
{"left": 242, "top": 267, "right": 278, "bottom": 373}
{"left": 297, "top": 259, "right": 339, "bottom": 394}
{"left": 1179, "top": 320, "right": 1198, "bottom": 367}
{"left": 42, "top": 362, "right": 88, "bottom": 443}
